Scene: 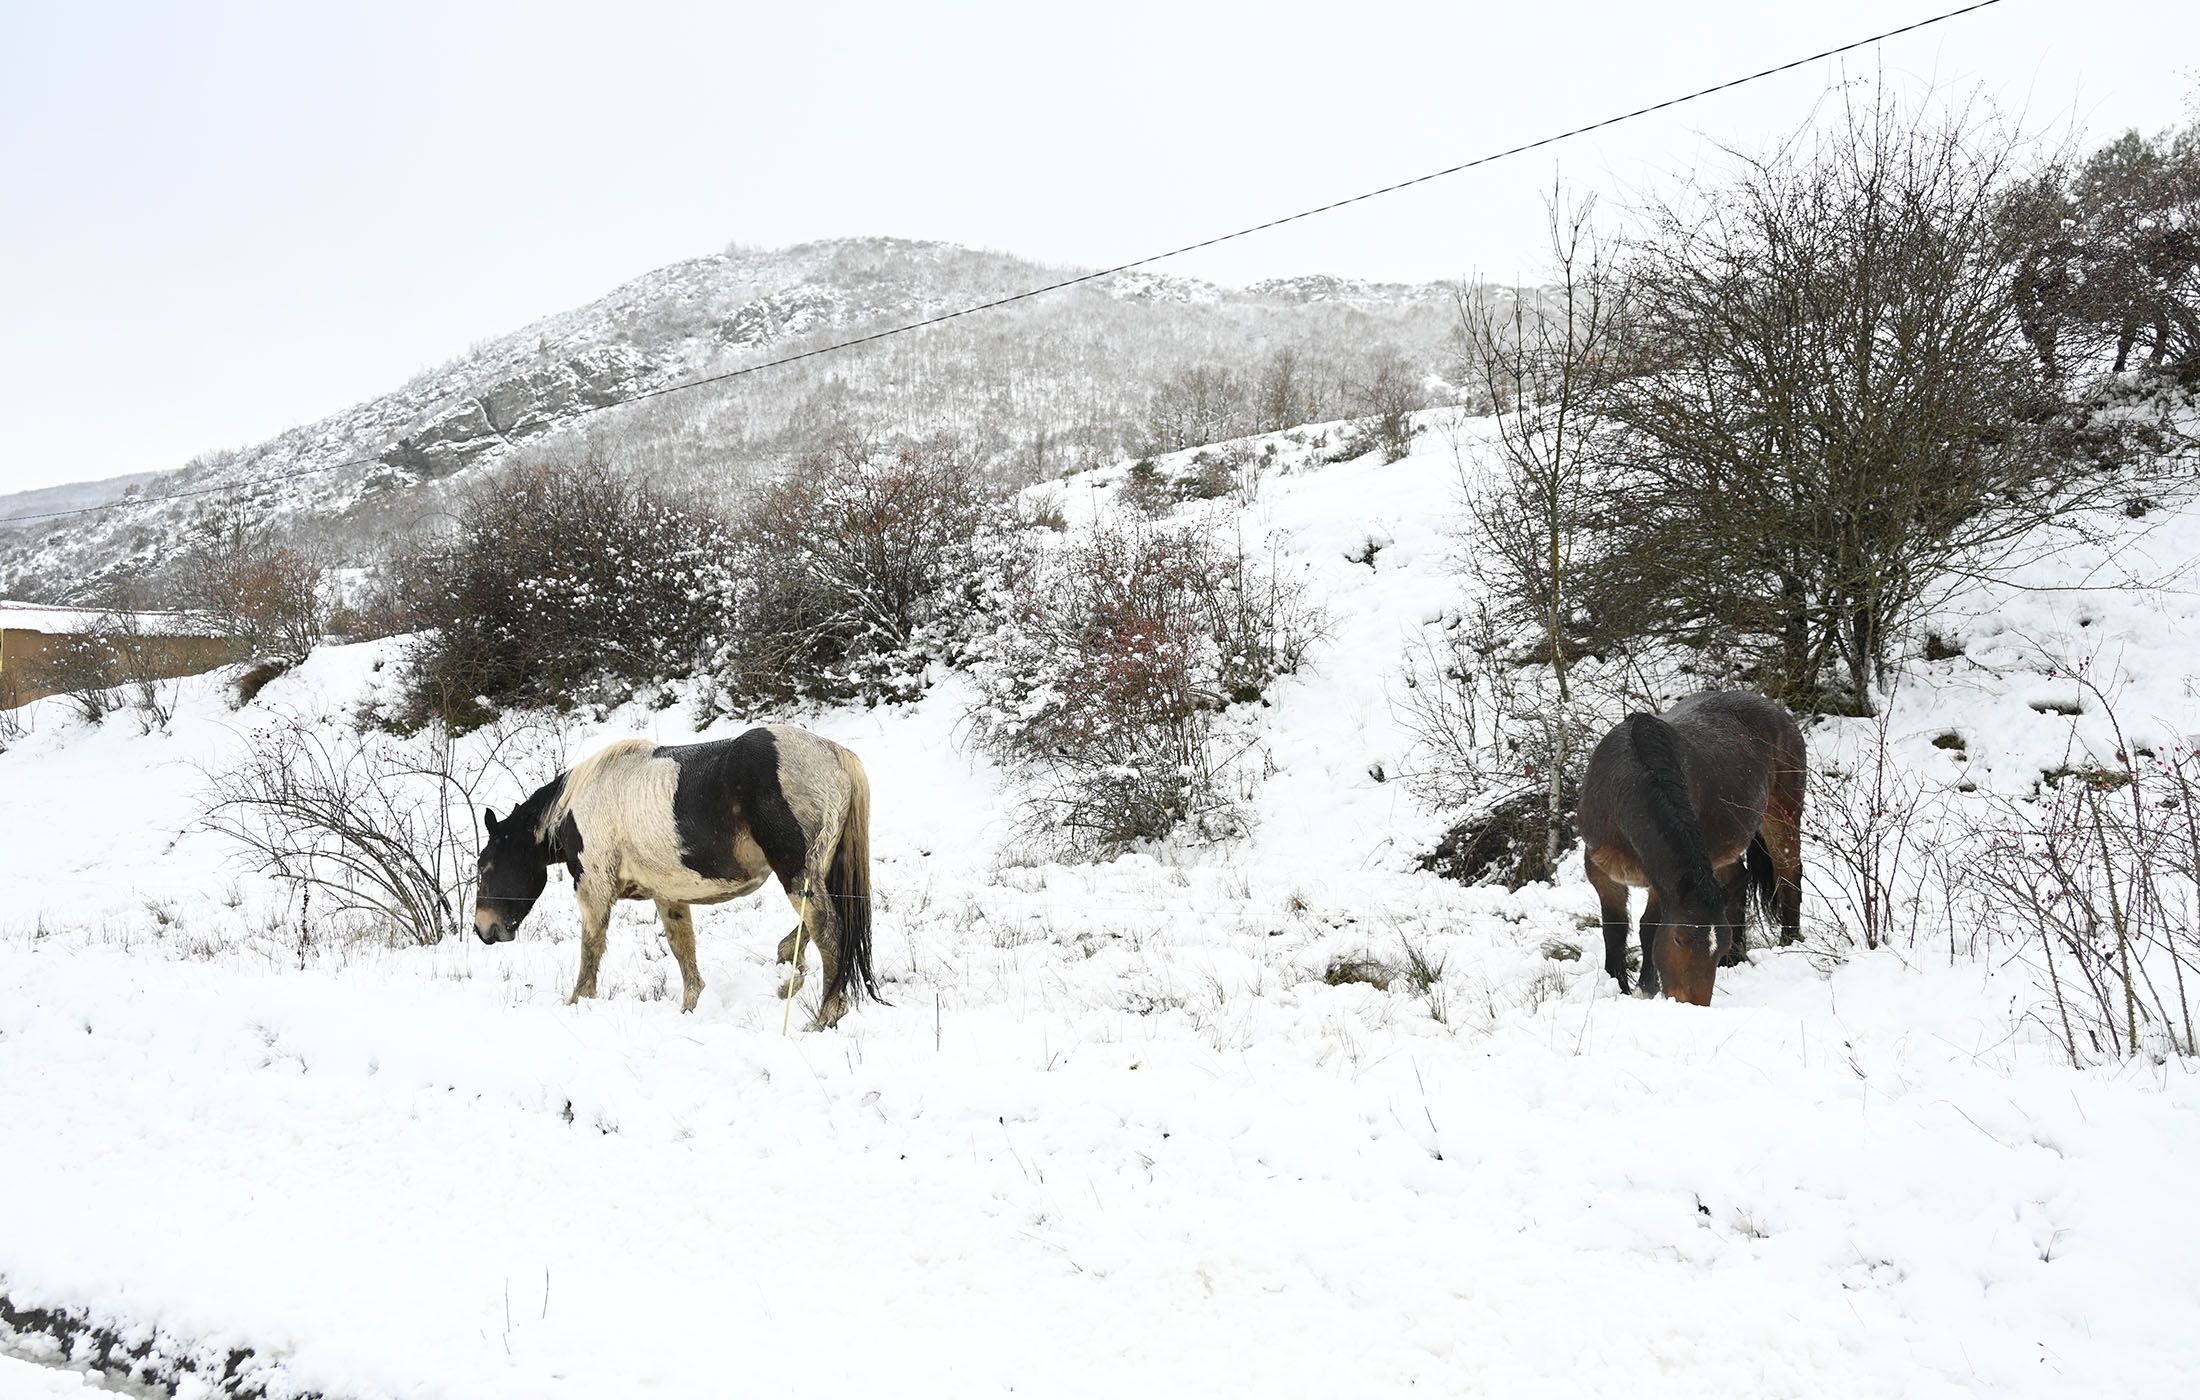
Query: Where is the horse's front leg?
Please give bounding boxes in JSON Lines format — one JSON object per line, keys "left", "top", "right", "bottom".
{"left": 1587, "top": 857, "right": 1634, "bottom": 995}
{"left": 569, "top": 884, "right": 613, "bottom": 1005}
{"left": 656, "top": 899, "right": 703, "bottom": 1013}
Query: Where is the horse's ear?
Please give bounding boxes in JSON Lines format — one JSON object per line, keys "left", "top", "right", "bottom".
{"left": 483, "top": 807, "right": 502, "bottom": 836}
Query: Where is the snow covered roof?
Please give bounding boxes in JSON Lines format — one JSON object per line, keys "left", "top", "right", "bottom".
{"left": 0, "top": 599, "right": 218, "bottom": 638}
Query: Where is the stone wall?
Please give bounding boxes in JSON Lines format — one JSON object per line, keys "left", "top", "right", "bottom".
{"left": 0, "top": 626, "right": 244, "bottom": 709}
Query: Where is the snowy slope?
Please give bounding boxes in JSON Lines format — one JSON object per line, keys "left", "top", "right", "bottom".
{"left": 3, "top": 414, "right": 2199, "bottom": 1398}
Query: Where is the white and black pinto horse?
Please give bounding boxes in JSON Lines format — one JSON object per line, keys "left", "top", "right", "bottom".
{"left": 474, "top": 725, "right": 881, "bottom": 1029}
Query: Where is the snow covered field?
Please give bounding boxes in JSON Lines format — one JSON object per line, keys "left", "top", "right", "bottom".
{"left": 4, "top": 419, "right": 2199, "bottom": 1397}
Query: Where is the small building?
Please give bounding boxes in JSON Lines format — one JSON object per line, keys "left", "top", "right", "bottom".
{"left": 0, "top": 601, "right": 243, "bottom": 710}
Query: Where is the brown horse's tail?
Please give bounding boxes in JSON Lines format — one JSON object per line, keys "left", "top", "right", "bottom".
{"left": 822, "top": 746, "right": 883, "bottom": 1008}
{"left": 1744, "top": 831, "right": 1779, "bottom": 932}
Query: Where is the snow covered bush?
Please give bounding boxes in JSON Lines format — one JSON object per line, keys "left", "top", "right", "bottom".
{"left": 390, "top": 458, "right": 740, "bottom": 730}
{"left": 968, "top": 516, "right": 1322, "bottom": 856}
{"left": 707, "top": 436, "right": 1013, "bottom": 710}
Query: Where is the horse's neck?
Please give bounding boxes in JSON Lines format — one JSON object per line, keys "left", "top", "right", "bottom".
{"left": 515, "top": 775, "right": 570, "bottom": 849}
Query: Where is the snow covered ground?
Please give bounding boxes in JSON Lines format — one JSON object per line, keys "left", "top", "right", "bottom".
{"left": 4, "top": 415, "right": 2199, "bottom": 1397}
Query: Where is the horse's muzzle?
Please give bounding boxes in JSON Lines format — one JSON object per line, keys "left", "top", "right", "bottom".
{"left": 474, "top": 909, "right": 515, "bottom": 944}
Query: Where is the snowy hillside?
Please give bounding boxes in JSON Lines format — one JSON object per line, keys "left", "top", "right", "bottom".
{"left": 0, "top": 472, "right": 164, "bottom": 527}
{"left": 0, "top": 237, "right": 1504, "bottom": 601}
{"left": 3, "top": 413, "right": 2199, "bottom": 1398}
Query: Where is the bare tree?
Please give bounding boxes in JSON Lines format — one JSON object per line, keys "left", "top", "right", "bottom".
{"left": 2006, "top": 117, "right": 2200, "bottom": 381}
{"left": 1455, "top": 187, "right": 1622, "bottom": 869}
{"left": 1253, "top": 346, "right": 1331, "bottom": 434}
{"left": 1599, "top": 93, "right": 2109, "bottom": 715}
{"left": 168, "top": 503, "right": 325, "bottom": 664}
{"left": 1349, "top": 347, "right": 1427, "bottom": 462}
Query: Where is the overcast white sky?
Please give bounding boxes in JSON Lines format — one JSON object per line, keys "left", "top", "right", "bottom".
{"left": 2, "top": 0, "right": 2194, "bottom": 495}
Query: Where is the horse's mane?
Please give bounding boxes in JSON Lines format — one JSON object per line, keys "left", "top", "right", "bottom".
{"left": 541, "top": 738, "right": 657, "bottom": 835}
{"left": 1624, "top": 713, "right": 1720, "bottom": 901}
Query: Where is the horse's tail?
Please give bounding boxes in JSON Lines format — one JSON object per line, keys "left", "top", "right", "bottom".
{"left": 1624, "top": 713, "right": 1719, "bottom": 900}
{"left": 1744, "top": 830, "right": 1778, "bottom": 931}
{"left": 822, "top": 745, "right": 883, "bottom": 1008}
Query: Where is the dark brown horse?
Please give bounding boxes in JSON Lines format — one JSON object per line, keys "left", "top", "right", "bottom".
{"left": 1578, "top": 691, "right": 1805, "bottom": 1005}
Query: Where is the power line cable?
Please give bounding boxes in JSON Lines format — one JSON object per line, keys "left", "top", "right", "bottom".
{"left": 0, "top": 0, "right": 2009, "bottom": 529}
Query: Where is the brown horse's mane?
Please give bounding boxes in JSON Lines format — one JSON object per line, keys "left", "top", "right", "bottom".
{"left": 1624, "top": 713, "right": 1720, "bottom": 899}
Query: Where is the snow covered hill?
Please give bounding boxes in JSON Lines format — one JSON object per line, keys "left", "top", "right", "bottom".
{"left": 2, "top": 413, "right": 2198, "bottom": 1398}
{"left": 0, "top": 237, "right": 1501, "bottom": 601}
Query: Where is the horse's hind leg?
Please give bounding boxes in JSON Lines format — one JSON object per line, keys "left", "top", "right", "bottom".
{"left": 797, "top": 852, "right": 851, "bottom": 1031}
{"left": 1717, "top": 861, "right": 1750, "bottom": 968}
{"left": 774, "top": 885, "right": 811, "bottom": 1004}
{"left": 1587, "top": 857, "right": 1634, "bottom": 995}
{"left": 656, "top": 900, "right": 703, "bottom": 1013}
{"left": 1763, "top": 795, "right": 1805, "bottom": 948}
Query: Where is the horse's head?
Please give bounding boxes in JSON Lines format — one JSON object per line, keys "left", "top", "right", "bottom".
{"left": 1652, "top": 871, "right": 1729, "bottom": 1007}
{"left": 474, "top": 806, "right": 550, "bottom": 944}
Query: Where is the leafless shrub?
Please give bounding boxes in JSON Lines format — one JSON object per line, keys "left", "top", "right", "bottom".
{"left": 1806, "top": 703, "right": 1968, "bottom": 956}
{"left": 1971, "top": 675, "right": 2199, "bottom": 1063}
{"left": 126, "top": 677, "right": 178, "bottom": 734}
{"left": 1393, "top": 607, "right": 1599, "bottom": 886}
{"left": 33, "top": 611, "right": 184, "bottom": 729}
{"left": 199, "top": 712, "right": 561, "bottom": 947}
{"left": 38, "top": 632, "right": 126, "bottom": 725}
{"left": 167, "top": 504, "right": 325, "bottom": 664}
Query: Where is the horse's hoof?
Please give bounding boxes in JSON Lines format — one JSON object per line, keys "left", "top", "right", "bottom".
{"left": 777, "top": 974, "right": 806, "bottom": 1001}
